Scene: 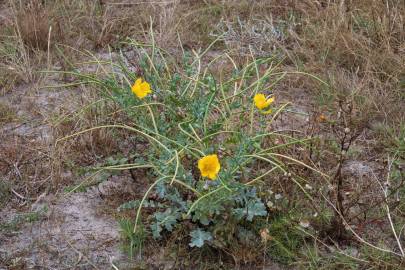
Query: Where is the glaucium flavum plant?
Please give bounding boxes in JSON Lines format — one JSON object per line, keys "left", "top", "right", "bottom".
{"left": 61, "top": 39, "right": 321, "bottom": 254}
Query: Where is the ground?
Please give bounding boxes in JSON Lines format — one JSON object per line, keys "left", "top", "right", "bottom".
{"left": 1, "top": 0, "right": 404, "bottom": 269}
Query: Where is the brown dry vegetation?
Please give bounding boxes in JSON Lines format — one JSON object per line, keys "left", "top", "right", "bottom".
{"left": 1, "top": 0, "right": 404, "bottom": 269}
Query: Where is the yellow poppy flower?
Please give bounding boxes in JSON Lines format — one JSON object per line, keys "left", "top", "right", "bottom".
{"left": 131, "top": 78, "right": 152, "bottom": 99}
{"left": 254, "top": 94, "right": 274, "bottom": 110}
{"left": 198, "top": 154, "right": 221, "bottom": 180}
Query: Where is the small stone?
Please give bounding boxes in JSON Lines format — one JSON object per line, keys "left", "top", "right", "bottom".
{"left": 299, "top": 220, "right": 310, "bottom": 228}
{"left": 267, "top": 201, "right": 274, "bottom": 208}
{"left": 260, "top": 228, "right": 272, "bottom": 242}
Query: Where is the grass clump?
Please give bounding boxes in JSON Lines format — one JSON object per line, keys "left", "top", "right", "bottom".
{"left": 0, "top": 206, "right": 48, "bottom": 233}
{"left": 0, "top": 178, "right": 11, "bottom": 208}
{"left": 0, "top": 102, "right": 16, "bottom": 124}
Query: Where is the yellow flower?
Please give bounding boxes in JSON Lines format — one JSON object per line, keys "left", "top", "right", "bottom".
{"left": 254, "top": 94, "right": 274, "bottom": 110}
{"left": 131, "top": 78, "right": 152, "bottom": 99}
{"left": 198, "top": 154, "right": 221, "bottom": 180}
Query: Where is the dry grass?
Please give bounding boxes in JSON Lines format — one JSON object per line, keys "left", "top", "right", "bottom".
{"left": 15, "top": 1, "right": 53, "bottom": 50}
{"left": 0, "top": 134, "right": 50, "bottom": 200}
{"left": 0, "top": 0, "right": 404, "bottom": 268}
{"left": 0, "top": 101, "right": 16, "bottom": 123}
{"left": 295, "top": 0, "right": 404, "bottom": 115}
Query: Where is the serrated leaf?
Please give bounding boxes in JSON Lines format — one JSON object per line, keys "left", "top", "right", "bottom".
{"left": 233, "top": 199, "right": 267, "bottom": 221}
{"left": 166, "top": 190, "right": 187, "bottom": 211}
{"left": 189, "top": 228, "right": 212, "bottom": 248}
{"left": 150, "top": 222, "right": 162, "bottom": 239}
{"left": 150, "top": 208, "right": 181, "bottom": 239}
{"left": 117, "top": 200, "right": 140, "bottom": 211}
{"left": 155, "top": 181, "right": 167, "bottom": 198}
{"left": 156, "top": 209, "right": 179, "bottom": 231}
{"left": 246, "top": 200, "right": 267, "bottom": 221}
{"left": 192, "top": 210, "right": 210, "bottom": 225}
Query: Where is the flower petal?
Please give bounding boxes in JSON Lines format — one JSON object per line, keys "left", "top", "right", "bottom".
{"left": 208, "top": 172, "right": 217, "bottom": 180}
{"left": 135, "top": 78, "right": 142, "bottom": 85}
{"left": 266, "top": 96, "right": 274, "bottom": 106}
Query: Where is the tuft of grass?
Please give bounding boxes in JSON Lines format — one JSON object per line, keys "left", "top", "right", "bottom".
{"left": 15, "top": 1, "right": 52, "bottom": 51}
{"left": 0, "top": 206, "right": 48, "bottom": 233}
{"left": 0, "top": 178, "right": 11, "bottom": 208}
{"left": 119, "top": 218, "right": 146, "bottom": 258}
{"left": 0, "top": 101, "right": 16, "bottom": 124}
{"left": 265, "top": 214, "right": 304, "bottom": 264}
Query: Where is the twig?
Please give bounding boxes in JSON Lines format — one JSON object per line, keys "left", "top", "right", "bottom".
{"left": 11, "top": 188, "right": 26, "bottom": 200}
{"left": 320, "top": 192, "right": 403, "bottom": 257}
{"left": 374, "top": 157, "right": 404, "bottom": 257}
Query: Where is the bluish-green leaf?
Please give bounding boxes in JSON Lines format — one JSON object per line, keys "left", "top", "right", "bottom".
{"left": 189, "top": 228, "right": 213, "bottom": 248}
{"left": 150, "top": 208, "right": 181, "bottom": 239}
{"left": 233, "top": 199, "right": 267, "bottom": 221}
